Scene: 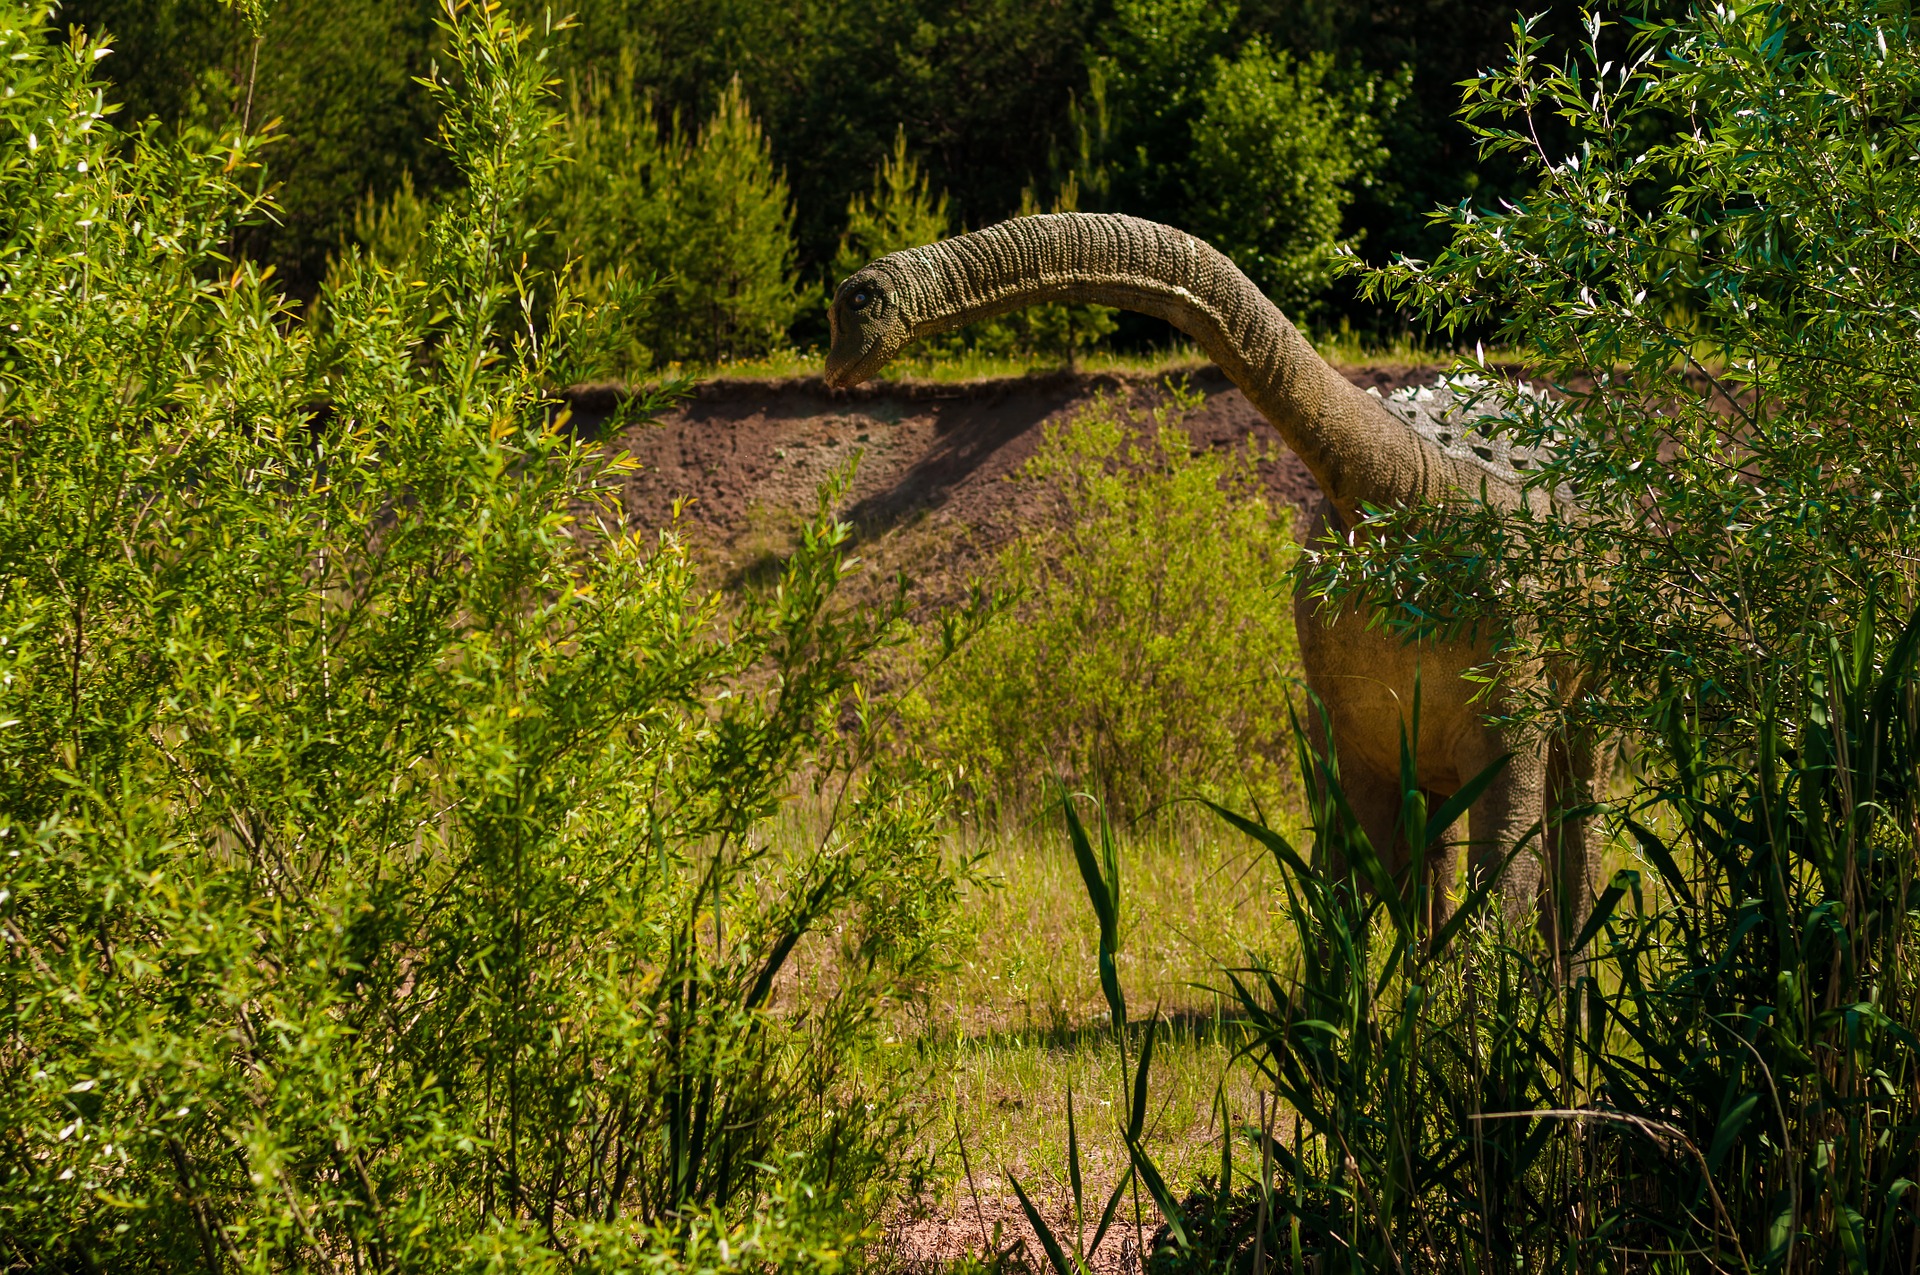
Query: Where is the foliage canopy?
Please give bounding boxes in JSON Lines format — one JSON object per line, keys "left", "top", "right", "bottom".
{"left": 1328, "top": 0, "right": 1920, "bottom": 734}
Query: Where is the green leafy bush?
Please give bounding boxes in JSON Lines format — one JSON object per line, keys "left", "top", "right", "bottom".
{"left": 539, "top": 60, "right": 803, "bottom": 369}
{"left": 907, "top": 390, "right": 1300, "bottom": 820}
{"left": 1335, "top": 0, "right": 1920, "bottom": 733}
{"left": 1084, "top": 2, "right": 1393, "bottom": 318}
{"left": 1185, "top": 39, "right": 1379, "bottom": 314}
{"left": 0, "top": 5, "right": 960, "bottom": 1267}
{"left": 63, "top": 0, "right": 448, "bottom": 293}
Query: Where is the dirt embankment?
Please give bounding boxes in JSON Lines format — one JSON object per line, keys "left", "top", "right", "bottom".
{"left": 569, "top": 362, "right": 1448, "bottom": 608}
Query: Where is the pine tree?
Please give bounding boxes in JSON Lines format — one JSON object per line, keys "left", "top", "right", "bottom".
{"left": 831, "top": 126, "right": 951, "bottom": 286}
{"left": 538, "top": 64, "right": 801, "bottom": 370}
{"left": 659, "top": 77, "right": 804, "bottom": 364}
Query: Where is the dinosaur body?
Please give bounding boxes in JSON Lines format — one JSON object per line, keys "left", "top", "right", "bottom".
{"left": 824, "top": 213, "right": 1597, "bottom": 949}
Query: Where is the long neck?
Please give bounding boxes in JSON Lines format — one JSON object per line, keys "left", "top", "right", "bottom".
{"left": 881, "top": 213, "right": 1451, "bottom": 521}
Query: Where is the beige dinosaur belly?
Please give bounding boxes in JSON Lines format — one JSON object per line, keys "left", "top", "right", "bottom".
{"left": 1292, "top": 504, "right": 1502, "bottom": 788}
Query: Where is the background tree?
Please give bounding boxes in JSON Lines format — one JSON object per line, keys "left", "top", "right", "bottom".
{"left": 541, "top": 67, "right": 802, "bottom": 367}
{"left": 64, "top": 0, "right": 447, "bottom": 292}
{"left": 1185, "top": 40, "right": 1380, "bottom": 315}
{"left": 60, "top": 0, "right": 1616, "bottom": 356}
{"left": 830, "top": 126, "right": 951, "bottom": 288}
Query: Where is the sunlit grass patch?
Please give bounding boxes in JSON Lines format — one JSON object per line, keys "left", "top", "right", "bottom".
{"left": 679, "top": 333, "right": 1496, "bottom": 384}
{"left": 865, "top": 812, "right": 1304, "bottom": 1222}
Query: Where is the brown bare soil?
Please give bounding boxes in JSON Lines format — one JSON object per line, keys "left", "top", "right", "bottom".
{"left": 570, "top": 363, "right": 1449, "bottom": 607}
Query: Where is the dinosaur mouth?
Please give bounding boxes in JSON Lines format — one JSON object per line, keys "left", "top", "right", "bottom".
{"left": 824, "top": 333, "right": 884, "bottom": 389}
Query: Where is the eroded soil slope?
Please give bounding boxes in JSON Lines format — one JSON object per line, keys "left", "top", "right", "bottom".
{"left": 572, "top": 363, "right": 1446, "bottom": 607}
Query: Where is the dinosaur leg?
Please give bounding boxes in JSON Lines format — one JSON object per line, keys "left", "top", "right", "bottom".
{"left": 1453, "top": 726, "right": 1548, "bottom": 935}
{"left": 1420, "top": 795, "right": 1464, "bottom": 933}
{"left": 1296, "top": 690, "right": 1399, "bottom": 879}
{"left": 1544, "top": 729, "right": 1606, "bottom": 966}
{"left": 1310, "top": 741, "right": 1404, "bottom": 887}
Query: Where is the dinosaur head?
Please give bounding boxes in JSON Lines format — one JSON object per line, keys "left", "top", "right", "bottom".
{"left": 824, "top": 264, "right": 913, "bottom": 388}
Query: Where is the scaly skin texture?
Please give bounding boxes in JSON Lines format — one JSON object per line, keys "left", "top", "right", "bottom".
{"left": 826, "top": 213, "right": 1598, "bottom": 960}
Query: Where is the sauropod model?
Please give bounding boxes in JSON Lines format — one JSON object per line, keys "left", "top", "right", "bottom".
{"left": 824, "top": 212, "right": 1598, "bottom": 956}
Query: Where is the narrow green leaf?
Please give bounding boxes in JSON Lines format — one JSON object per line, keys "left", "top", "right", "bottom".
{"left": 1087, "top": 1166, "right": 1133, "bottom": 1259}
{"left": 1215, "top": 1084, "right": 1233, "bottom": 1200}
{"left": 1426, "top": 825, "right": 1536, "bottom": 959}
{"left": 1422, "top": 751, "right": 1512, "bottom": 849}
{"left": 1202, "top": 798, "right": 1315, "bottom": 881}
{"left": 1705, "top": 1091, "right": 1759, "bottom": 1174}
{"left": 1010, "top": 1173, "right": 1078, "bottom": 1275}
{"left": 1572, "top": 869, "right": 1634, "bottom": 953}
{"left": 1066, "top": 1083, "right": 1084, "bottom": 1226}
{"left": 1128, "top": 1012, "right": 1160, "bottom": 1142}
{"left": 1125, "top": 1130, "right": 1192, "bottom": 1252}
{"left": 1625, "top": 816, "right": 1693, "bottom": 907}
{"left": 1060, "top": 780, "right": 1125, "bottom": 1033}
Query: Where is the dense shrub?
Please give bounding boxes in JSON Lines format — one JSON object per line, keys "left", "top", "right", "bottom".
{"left": 541, "top": 63, "right": 803, "bottom": 368}
{"left": 60, "top": 0, "right": 449, "bottom": 293}
{"left": 73, "top": 0, "right": 1538, "bottom": 333}
{"left": 1185, "top": 40, "right": 1382, "bottom": 315}
{"left": 907, "top": 390, "right": 1300, "bottom": 820}
{"left": 1084, "top": 1, "right": 1395, "bottom": 321}
{"left": 1333, "top": 0, "right": 1920, "bottom": 733}
{"left": 0, "top": 5, "right": 961, "bottom": 1267}
{"left": 334, "top": 54, "right": 810, "bottom": 372}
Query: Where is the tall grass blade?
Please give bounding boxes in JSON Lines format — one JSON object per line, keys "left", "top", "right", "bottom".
{"left": 1087, "top": 1169, "right": 1133, "bottom": 1260}
{"left": 1570, "top": 868, "right": 1633, "bottom": 954}
{"left": 1009, "top": 1173, "right": 1078, "bottom": 1275}
{"left": 1127, "top": 1012, "right": 1160, "bottom": 1144}
{"left": 1420, "top": 751, "right": 1511, "bottom": 850}
{"left": 1066, "top": 1082, "right": 1085, "bottom": 1248}
{"left": 1201, "top": 798, "right": 1315, "bottom": 881}
{"left": 1623, "top": 815, "right": 1694, "bottom": 906}
{"left": 1424, "top": 827, "right": 1534, "bottom": 959}
{"left": 1060, "top": 780, "right": 1126, "bottom": 1033}
{"left": 1124, "top": 1130, "right": 1192, "bottom": 1253}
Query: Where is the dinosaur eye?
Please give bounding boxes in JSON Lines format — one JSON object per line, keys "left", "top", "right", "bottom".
{"left": 847, "top": 286, "right": 875, "bottom": 311}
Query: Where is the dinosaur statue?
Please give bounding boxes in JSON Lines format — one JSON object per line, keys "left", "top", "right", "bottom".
{"left": 823, "top": 211, "right": 1598, "bottom": 955}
